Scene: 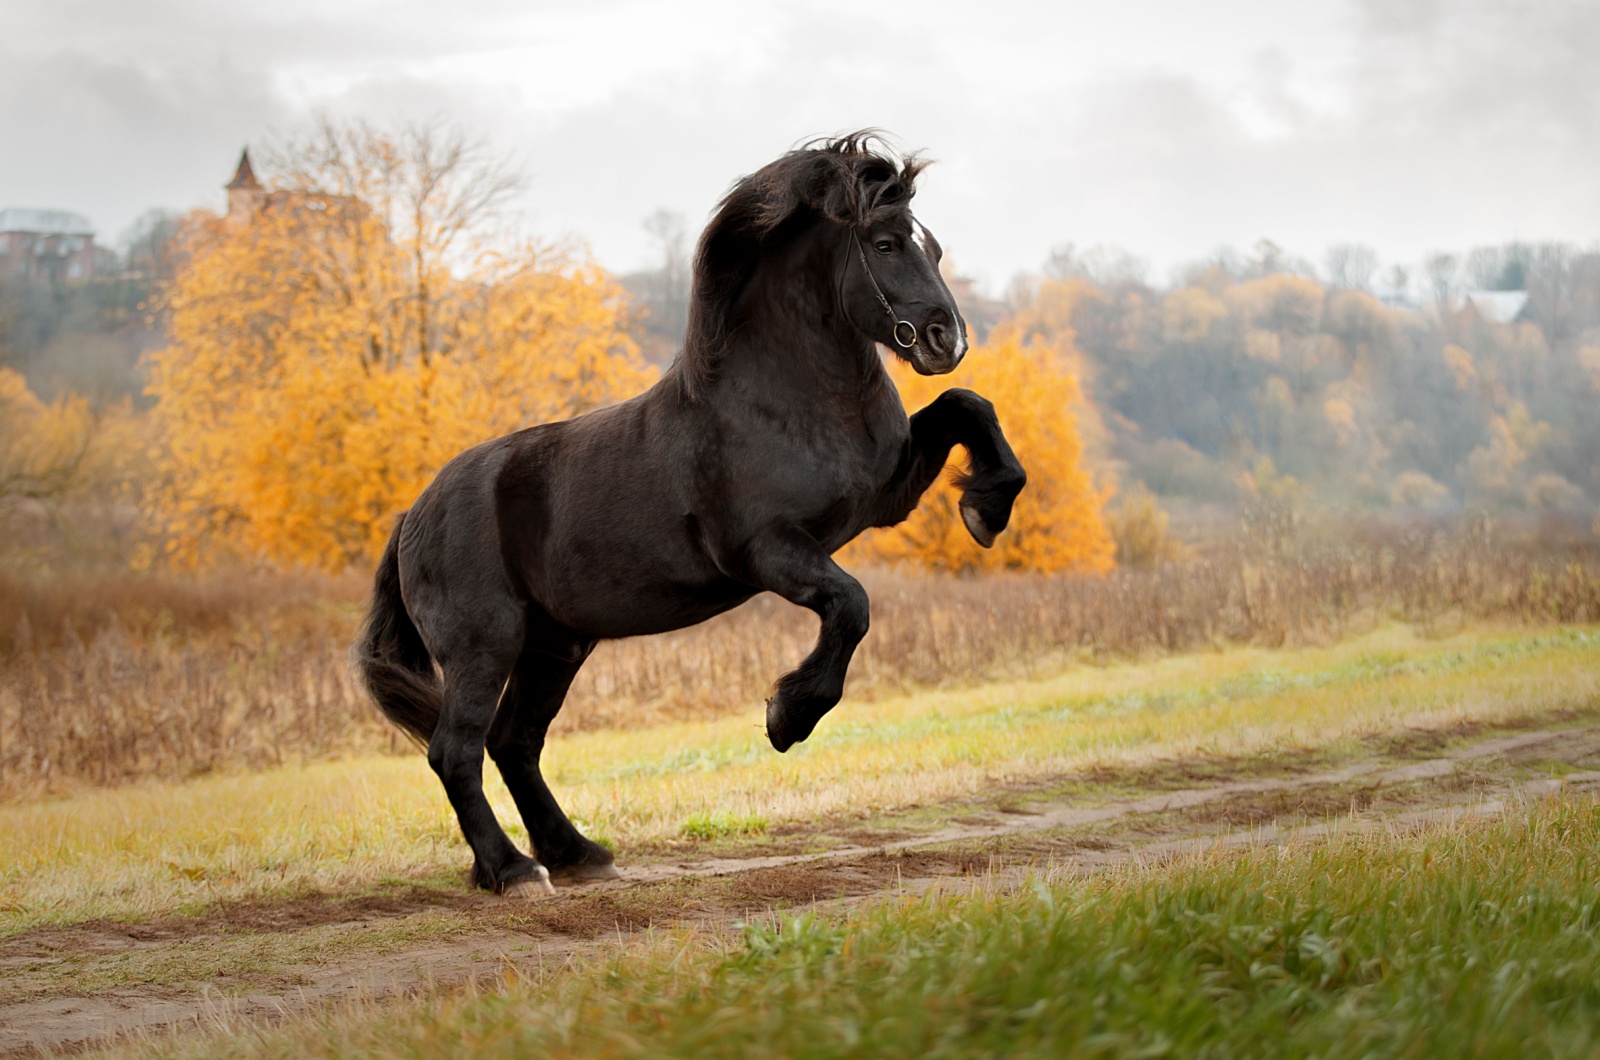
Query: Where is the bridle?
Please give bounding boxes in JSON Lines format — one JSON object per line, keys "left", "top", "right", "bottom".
{"left": 850, "top": 229, "right": 919, "bottom": 349}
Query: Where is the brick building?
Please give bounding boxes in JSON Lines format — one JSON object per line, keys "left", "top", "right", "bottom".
{"left": 223, "top": 148, "right": 361, "bottom": 229}
{"left": 225, "top": 149, "right": 266, "bottom": 224}
{"left": 0, "top": 208, "right": 97, "bottom": 281}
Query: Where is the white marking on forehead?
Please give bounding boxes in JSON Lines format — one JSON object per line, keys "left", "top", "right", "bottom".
{"left": 911, "top": 218, "right": 930, "bottom": 255}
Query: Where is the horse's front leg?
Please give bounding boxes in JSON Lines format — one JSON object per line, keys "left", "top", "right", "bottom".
{"left": 737, "top": 526, "right": 870, "bottom": 752}
{"left": 873, "top": 387, "right": 1028, "bottom": 547}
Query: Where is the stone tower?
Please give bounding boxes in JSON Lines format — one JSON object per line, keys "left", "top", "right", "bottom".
{"left": 225, "top": 149, "right": 264, "bottom": 225}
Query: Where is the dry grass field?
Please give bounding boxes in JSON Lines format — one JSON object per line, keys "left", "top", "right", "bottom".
{"left": 1, "top": 622, "right": 1598, "bottom": 1055}
{"left": 1, "top": 623, "right": 1596, "bottom": 935}
{"left": 4, "top": 519, "right": 1597, "bottom": 800}
{"left": 3, "top": 517, "right": 1600, "bottom": 1055}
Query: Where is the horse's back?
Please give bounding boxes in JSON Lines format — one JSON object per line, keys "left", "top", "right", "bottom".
{"left": 403, "top": 391, "right": 749, "bottom": 641}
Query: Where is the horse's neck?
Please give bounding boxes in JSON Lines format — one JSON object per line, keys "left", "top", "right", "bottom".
{"left": 723, "top": 242, "right": 887, "bottom": 403}
{"left": 717, "top": 307, "right": 887, "bottom": 416}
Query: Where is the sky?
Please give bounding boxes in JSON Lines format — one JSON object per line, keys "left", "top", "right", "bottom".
{"left": 3, "top": 0, "right": 1597, "bottom": 289}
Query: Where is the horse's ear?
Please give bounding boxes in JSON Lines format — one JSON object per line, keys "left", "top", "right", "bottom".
{"left": 850, "top": 157, "right": 920, "bottom": 227}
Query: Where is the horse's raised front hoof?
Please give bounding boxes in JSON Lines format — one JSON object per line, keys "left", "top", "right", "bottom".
{"left": 960, "top": 498, "right": 999, "bottom": 548}
{"left": 548, "top": 861, "right": 622, "bottom": 885}
{"left": 503, "top": 866, "right": 556, "bottom": 899}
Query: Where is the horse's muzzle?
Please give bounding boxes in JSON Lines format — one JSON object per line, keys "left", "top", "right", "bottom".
{"left": 912, "top": 314, "right": 967, "bottom": 375}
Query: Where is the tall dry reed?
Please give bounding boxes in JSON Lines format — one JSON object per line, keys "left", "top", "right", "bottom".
{"left": 2, "top": 518, "right": 1597, "bottom": 800}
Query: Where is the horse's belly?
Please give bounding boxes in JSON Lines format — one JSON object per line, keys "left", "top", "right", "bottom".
{"left": 542, "top": 567, "right": 754, "bottom": 639}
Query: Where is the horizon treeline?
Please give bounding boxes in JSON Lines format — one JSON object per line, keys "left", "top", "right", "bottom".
{"left": 3, "top": 126, "right": 1598, "bottom": 573}
{"left": 1036, "top": 243, "right": 1599, "bottom": 517}
{"left": 625, "top": 231, "right": 1600, "bottom": 521}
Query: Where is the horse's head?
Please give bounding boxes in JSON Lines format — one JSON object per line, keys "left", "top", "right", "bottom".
{"left": 846, "top": 208, "right": 968, "bottom": 376}
{"left": 681, "top": 132, "right": 970, "bottom": 395}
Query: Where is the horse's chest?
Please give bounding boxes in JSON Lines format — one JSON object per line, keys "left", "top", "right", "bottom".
{"left": 713, "top": 393, "right": 906, "bottom": 537}
{"left": 795, "top": 420, "right": 904, "bottom": 529}
{"left": 797, "top": 405, "right": 900, "bottom": 479}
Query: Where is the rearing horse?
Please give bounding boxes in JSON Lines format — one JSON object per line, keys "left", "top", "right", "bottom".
{"left": 357, "top": 134, "right": 1027, "bottom": 896}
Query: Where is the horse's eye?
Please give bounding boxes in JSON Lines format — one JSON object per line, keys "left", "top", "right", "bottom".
{"left": 874, "top": 240, "right": 894, "bottom": 254}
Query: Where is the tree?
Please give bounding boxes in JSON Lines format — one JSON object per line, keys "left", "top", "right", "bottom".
{"left": 846, "top": 328, "right": 1115, "bottom": 574}
{"left": 0, "top": 368, "right": 138, "bottom": 508}
{"left": 1424, "top": 253, "right": 1458, "bottom": 304}
{"left": 1323, "top": 243, "right": 1379, "bottom": 291}
{"left": 1044, "top": 242, "right": 1148, "bottom": 287}
{"left": 118, "top": 209, "right": 183, "bottom": 281}
{"left": 145, "top": 121, "right": 652, "bottom": 570}
{"left": 626, "top": 208, "right": 692, "bottom": 362}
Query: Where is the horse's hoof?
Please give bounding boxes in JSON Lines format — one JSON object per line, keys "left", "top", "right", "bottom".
{"left": 549, "top": 861, "right": 622, "bottom": 885}
{"left": 766, "top": 697, "right": 796, "bottom": 753}
{"left": 502, "top": 865, "right": 555, "bottom": 899}
{"left": 960, "top": 498, "right": 998, "bottom": 548}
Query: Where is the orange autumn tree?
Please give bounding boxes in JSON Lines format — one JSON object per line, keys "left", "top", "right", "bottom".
{"left": 146, "top": 121, "right": 652, "bottom": 570}
{"left": 848, "top": 327, "right": 1115, "bottom": 574}
{"left": 0, "top": 369, "right": 141, "bottom": 508}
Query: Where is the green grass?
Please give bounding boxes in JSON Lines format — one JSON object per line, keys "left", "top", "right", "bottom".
{"left": 131, "top": 796, "right": 1600, "bottom": 1058}
{"left": 5, "top": 625, "right": 1598, "bottom": 936}
{"left": 679, "top": 811, "right": 769, "bottom": 840}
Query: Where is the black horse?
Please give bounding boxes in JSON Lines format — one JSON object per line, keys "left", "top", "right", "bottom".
{"left": 356, "top": 134, "right": 1027, "bottom": 896}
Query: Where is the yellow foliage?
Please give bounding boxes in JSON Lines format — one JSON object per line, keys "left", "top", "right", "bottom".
{"left": 1105, "top": 486, "right": 1186, "bottom": 569}
{"left": 1524, "top": 472, "right": 1585, "bottom": 512}
{"left": 1009, "top": 277, "right": 1102, "bottom": 364}
{"left": 145, "top": 202, "right": 652, "bottom": 570}
{"left": 1466, "top": 402, "right": 1550, "bottom": 497}
{"left": 0, "top": 369, "right": 141, "bottom": 505}
{"left": 1322, "top": 289, "right": 1395, "bottom": 351}
{"left": 1579, "top": 347, "right": 1600, "bottom": 392}
{"left": 1001, "top": 277, "right": 1116, "bottom": 468}
{"left": 1389, "top": 471, "right": 1452, "bottom": 509}
{"left": 1261, "top": 376, "right": 1294, "bottom": 408}
{"left": 1244, "top": 329, "right": 1283, "bottom": 363}
{"left": 1225, "top": 274, "right": 1324, "bottom": 335}
{"left": 1237, "top": 455, "right": 1306, "bottom": 505}
{"left": 1322, "top": 397, "right": 1356, "bottom": 445}
{"left": 847, "top": 329, "right": 1115, "bottom": 575}
{"left": 1442, "top": 344, "right": 1479, "bottom": 391}
{"left": 1162, "top": 286, "right": 1227, "bottom": 344}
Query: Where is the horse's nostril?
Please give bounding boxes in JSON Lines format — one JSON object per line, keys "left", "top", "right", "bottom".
{"left": 927, "top": 323, "right": 948, "bottom": 351}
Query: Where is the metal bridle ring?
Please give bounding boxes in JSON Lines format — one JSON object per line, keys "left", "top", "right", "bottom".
{"left": 893, "top": 320, "right": 918, "bottom": 348}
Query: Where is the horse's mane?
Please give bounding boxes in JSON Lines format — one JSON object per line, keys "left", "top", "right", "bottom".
{"left": 676, "top": 131, "right": 928, "bottom": 398}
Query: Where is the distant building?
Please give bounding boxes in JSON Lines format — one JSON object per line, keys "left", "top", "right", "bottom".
{"left": 1461, "top": 289, "right": 1530, "bottom": 325}
{"left": 224, "top": 148, "right": 361, "bottom": 229}
{"left": 0, "top": 208, "right": 97, "bottom": 281}
{"left": 225, "top": 149, "right": 266, "bottom": 225}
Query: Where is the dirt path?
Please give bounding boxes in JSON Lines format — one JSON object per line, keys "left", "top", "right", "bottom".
{"left": 5, "top": 723, "right": 1599, "bottom": 1057}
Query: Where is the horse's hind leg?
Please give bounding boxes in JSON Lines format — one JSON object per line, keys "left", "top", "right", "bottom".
{"left": 487, "top": 643, "right": 619, "bottom": 884}
{"left": 426, "top": 609, "right": 551, "bottom": 896}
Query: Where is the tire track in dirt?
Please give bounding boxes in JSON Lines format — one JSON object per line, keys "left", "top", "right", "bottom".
{"left": 4, "top": 727, "right": 1598, "bottom": 1057}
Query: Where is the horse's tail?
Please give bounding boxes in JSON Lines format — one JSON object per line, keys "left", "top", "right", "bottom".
{"left": 355, "top": 512, "right": 440, "bottom": 745}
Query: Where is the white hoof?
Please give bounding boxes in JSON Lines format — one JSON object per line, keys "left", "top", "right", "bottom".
{"left": 550, "top": 861, "right": 622, "bottom": 884}
{"left": 503, "top": 865, "right": 555, "bottom": 898}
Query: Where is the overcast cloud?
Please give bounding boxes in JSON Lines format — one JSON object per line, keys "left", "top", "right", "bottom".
{"left": 2, "top": 0, "right": 1595, "bottom": 286}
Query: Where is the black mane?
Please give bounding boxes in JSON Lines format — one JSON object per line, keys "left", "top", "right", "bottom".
{"left": 677, "top": 131, "right": 929, "bottom": 398}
